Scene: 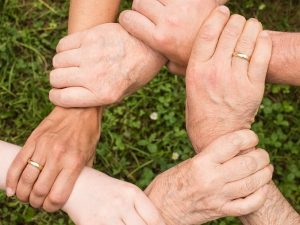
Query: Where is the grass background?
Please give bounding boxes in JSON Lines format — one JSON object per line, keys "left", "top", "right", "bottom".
{"left": 0, "top": 0, "right": 299, "bottom": 224}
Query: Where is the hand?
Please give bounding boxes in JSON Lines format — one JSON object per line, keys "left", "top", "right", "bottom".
{"left": 185, "top": 7, "right": 272, "bottom": 152}
{"left": 119, "top": 0, "right": 218, "bottom": 74}
{"left": 64, "top": 168, "right": 165, "bottom": 225}
{"left": 145, "top": 130, "right": 273, "bottom": 225}
{"left": 6, "top": 107, "right": 101, "bottom": 212}
{"left": 49, "top": 23, "right": 166, "bottom": 108}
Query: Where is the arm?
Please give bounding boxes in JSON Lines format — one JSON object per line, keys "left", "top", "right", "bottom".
{"left": 68, "top": 0, "right": 121, "bottom": 33}
{"left": 0, "top": 141, "right": 165, "bottom": 225}
{"left": 184, "top": 7, "right": 300, "bottom": 225}
{"left": 240, "top": 182, "right": 300, "bottom": 225}
{"left": 5, "top": 0, "right": 121, "bottom": 212}
{"left": 119, "top": 0, "right": 300, "bottom": 86}
{"left": 267, "top": 31, "right": 300, "bottom": 85}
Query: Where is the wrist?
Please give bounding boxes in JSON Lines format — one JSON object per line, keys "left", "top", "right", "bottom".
{"left": 240, "top": 182, "right": 300, "bottom": 225}
{"left": 188, "top": 117, "right": 252, "bottom": 152}
{"left": 267, "top": 31, "right": 300, "bottom": 85}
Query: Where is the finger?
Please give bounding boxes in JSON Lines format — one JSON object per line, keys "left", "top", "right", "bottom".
{"left": 43, "top": 167, "right": 82, "bottom": 212}
{"left": 52, "top": 49, "right": 82, "bottom": 68}
{"left": 201, "top": 130, "right": 259, "bottom": 164}
{"left": 49, "top": 87, "right": 99, "bottom": 108}
{"left": 167, "top": 62, "right": 186, "bottom": 75}
{"left": 223, "top": 165, "right": 273, "bottom": 200}
{"left": 248, "top": 31, "right": 272, "bottom": 84}
{"left": 223, "top": 184, "right": 270, "bottom": 216}
{"left": 29, "top": 161, "right": 61, "bottom": 208}
{"left": 49, "top": 67, "right": 85, "bottom": 89}
{"left": 232, "top": 18, "right": 262, "bottom": 74}
{"left": 221, "top": 148, "right": 270, "bottom": 182}
{"left": 16, "top": 150, "right": 46, "bottom": 203}
{"left": 190, "top": 6, "right": 230, "bottom": 63}
{"left": 56, "top": 32, "right": 84, "bottom": 53}
{"left": 132, "top": 0, "right": 164, "bottom": 23}
{"left": 123, "top": 210, "right": 147, "bottom": 225}
{"left": 215, "top": 14, "right": 246, "bottom": 61}
{"left": 135, "top": 192, "right": 166, "bottom": 225}
{"left": 119, "top": 10, "right": 156, "bottom": 48}
{"left": 6, "top": 144, "right": 35, "bottom": 197}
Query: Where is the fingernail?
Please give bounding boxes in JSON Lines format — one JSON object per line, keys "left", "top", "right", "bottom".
{"left": 260, "top": 31, "right": 269, "bottom": 37}
{"left": 6, "top": 188, "right": 15, "bottom": 197}
{"left": 218, "top": 6, "right": 230, "bottom": 14}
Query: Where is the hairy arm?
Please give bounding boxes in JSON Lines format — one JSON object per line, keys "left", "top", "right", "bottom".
{"left": 240, "top": 182, "right": 300, "bottom": 225}
{"left": 266, "top": 31, "right": 300, "bottom": 85}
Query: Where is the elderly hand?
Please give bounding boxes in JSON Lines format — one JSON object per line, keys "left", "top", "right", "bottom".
{"left": 119, "top": 0, "right": 218, "bottom": 74}
{"left": 6, "top": 107, "right": 101, "bottom": 212}
{"left": 146, "top": 130, "right": 273, "bottom": 225}
{"left": 49, "top": 23, "right": 166, "bottom": 108}
{"left": 64, "top": 168, "right": 165, "bottom": 225}
{"left": 185, "top": 7, "right": 272, "bottom": 152}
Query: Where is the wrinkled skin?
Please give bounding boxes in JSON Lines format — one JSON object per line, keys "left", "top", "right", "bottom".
{"left": 49, "top": 23, "right": 166, "bottom": 108}
{"left": 119, "top": 0, "right": 218, "bottom": 74}
{"left": 146, "top": 130, "right": 273, "bottom": 225}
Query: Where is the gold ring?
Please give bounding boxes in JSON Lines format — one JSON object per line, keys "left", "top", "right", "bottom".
{"left": 27, "top": 159, "right": 44, "bottom": 171}
{"left": 233, "top": 52, "right": 250, "bottom": 62}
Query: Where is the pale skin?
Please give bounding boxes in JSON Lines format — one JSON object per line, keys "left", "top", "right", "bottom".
{"left": 5, "top": 0, "right": 122, "bottom": 212}
{"left": 119, "top": 0, "right": 300, "bottom": 82}
{"left": 0, "top": 141, "right": 166, "bottom": 225}
{"left": 8, "top": 0, "right": 298, "bottom": 221}
{"left": 0, "top": 128, "right": 273, "bottom": 225}
{"left": 184, "top": 6, "right": 300, "bottom": 225}
{"left": 48, "top": 0, "right": 300, "bottom": 107}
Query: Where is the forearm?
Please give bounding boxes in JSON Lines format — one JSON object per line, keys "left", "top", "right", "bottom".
{"left": 266, "top": 31, "right": 300, "bottom": 85}
{"left": 240, "top": 182, "right": 300, "bottom": 225}
{"left": 53, "top": 1, "right": 122, "bottom": 141}
{"left": 68, "top": 0, "right": 121, "bottom": 33}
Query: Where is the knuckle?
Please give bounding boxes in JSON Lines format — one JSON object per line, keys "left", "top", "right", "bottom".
{"left": 70, "top": 155, "right": 85, "bottom": 169}
{"left": 47, "top": 193, "right": 65, "bottom": 206}
{"left": 153, "top": 31, "right": 170, "bottom": 46}
{"left": 238, "top": 36, "right": 255, "bottom": 50}
{"left": 20, "top": 172, "right": 35, "bottom": 185}
{"left": 241, "top": 155, "right": 257, "bottom": 172}
{"left": 33, "top": 186, "right": 49, "bottom": 198}
{"left": 125, "top": 184, "right": 140, "bottom": 197}
{"left": 235, "top": 204, "right": 249, "bottom": 215}
{"left": 198, "top": 25, "right": 218, "bottom": 42}
{"left": 228, "top": 132, "right": 243, "bottom": 147}
{"left": 242, "top": 177, "right": 258, "bottom": 193}
{"left": 224, "top": 15, "right": 246, "bottom": 37}
{"left": 257, "top": 149, "right": 270, "bottom": 164}
{"left": 165, "top": 15, "right": 181, "bottom": 27}
{"left": 52, "top": 143, "right": 67, "bottom": 159}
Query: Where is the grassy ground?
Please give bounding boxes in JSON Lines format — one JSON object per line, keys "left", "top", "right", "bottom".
{"left": 0, "top": 0, "right": 299, "bottom": 224}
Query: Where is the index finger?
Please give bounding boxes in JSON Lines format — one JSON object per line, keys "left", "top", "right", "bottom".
{"left": 201, "top": 130, "right": 259, "bottom": 164}
{"left": 56, "top": 32, "right": 84, "bottom": 53}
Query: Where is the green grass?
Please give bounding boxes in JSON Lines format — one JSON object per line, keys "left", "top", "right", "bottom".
{"left": 0, "top": 0, "right": 299, "bottom": 224}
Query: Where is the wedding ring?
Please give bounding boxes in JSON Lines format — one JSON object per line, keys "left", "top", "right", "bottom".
{"left": 232, "top": 52, "right": 250, "bottom": 62}
{"left": 27, "top": 159, "right": 44, "bottom": 171}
